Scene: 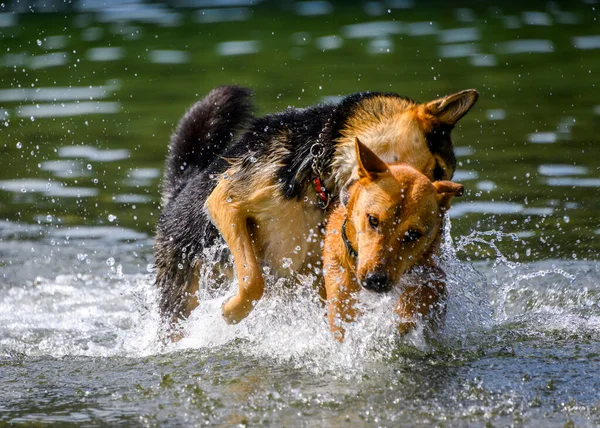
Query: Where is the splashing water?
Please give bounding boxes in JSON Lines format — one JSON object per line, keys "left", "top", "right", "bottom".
{"left": 1, "top": 222, "right": 598, "bottom": 425}
{"left": 3, "top": 218, "right": 595, "bottom": 374}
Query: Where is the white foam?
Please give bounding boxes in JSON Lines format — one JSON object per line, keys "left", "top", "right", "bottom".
{"left": 216, "top": 40, "right": 260, "bottom": 56}
{"left": 58, "top": 145, "right": 129, "bottom": 161}
{"left": 196, "top": 7, "right": 250, "bottom": 23}
{"left": 439, "top": 43, "right": 477, "bottom": 58}
{"left": 471, "top": 54, "right": 497, "bottom": 67}
{"left": 294, "top": 1, "right": 333, "bottom": 16}
{"left": 486, "top": 109, "right": 505, "bottom": 120}
{"left": 546, "top": 178, "right": 600, "bottom": 187}
{"left": 453, "top": 170, "right": 479, "bottom": 181}
{"left": 17, "top": 102, "right": 120, "bottom": 118}
{"left": 0, "top": 179, "right": 98, "bottom": 198}
{"left": 316, "top": 35, "right": 343, "bottom": 51}
{"left": 439, "top": 27, "right": 479, "bottom": 44}
{"left": 149, "top": 50, "right": 189, "bottom": 64}
{"left": 0, "top": 12, "right": 17, "bottom": 28}
{"left": 39, "top": 160, "right": 88, "bottom": 178}
{"left": 0, "top": 80, "right": 120, "bottom": 102}
{"left": 455, "top": 146, "right": 474, "bottom": 157}
{"left": 573, "top": 35, "right": 600, "bottom": 50}
{"left": 521, "top": 11, "right": 552, "bottom": 26}
{"left": 94, "top": 4, "right": 181, "bottom": 27}
{"left": 87, "top": 47, "right": 124, "bottom": 62}
{"left": 342, "top": 21, "right": 402, "bottom": 39}
{"left": 538, "top": 164, "right": 588, "bottom": 177}
{"left": 527, "top": 132, "right": 557, "bottom": 144}
{"left": 30, "top": 52, "right": 69, "bottom": 69}
{"left": 449, "top": 201, "right": 524, "bottom": 218}
{"left": 367, "top": 37, "right": 393, "bottom": 54}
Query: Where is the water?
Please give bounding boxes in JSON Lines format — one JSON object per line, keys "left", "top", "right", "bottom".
{"left": 1, "top": 0, "right": 599, "bottom": 425}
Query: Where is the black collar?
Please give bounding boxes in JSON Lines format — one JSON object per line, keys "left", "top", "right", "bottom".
{"left": 341, "top": 218, "right": 358, "bottom": 259}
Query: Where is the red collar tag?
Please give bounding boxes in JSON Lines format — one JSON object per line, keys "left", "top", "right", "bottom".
{"left": 312, "top": 177, "right": 330, "bottom": 209}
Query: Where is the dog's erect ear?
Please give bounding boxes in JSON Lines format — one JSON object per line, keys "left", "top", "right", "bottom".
{"left": 434, "top": 180, "right": 464, "bottom": 210}
{"left": 355, "top": 137, "right": 388, "bottom": 180}
{"left": 425, "top": 89, "right": 478, "bottom": 126}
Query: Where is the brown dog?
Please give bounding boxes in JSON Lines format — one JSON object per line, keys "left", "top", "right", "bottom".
{"left": 323, "top": 139, "right": 464, "bottom": 341}
{"left": 155, "top": 87, "right": 477, "bottom": 332}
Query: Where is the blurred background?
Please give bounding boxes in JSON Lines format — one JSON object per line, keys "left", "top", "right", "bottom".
{"left": 1, "top": 0, "right": 599, "bottom": 264}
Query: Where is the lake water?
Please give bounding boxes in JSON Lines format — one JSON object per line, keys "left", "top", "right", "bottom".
{"left": 1, "top": 0, "right": 599, "bottom": 425}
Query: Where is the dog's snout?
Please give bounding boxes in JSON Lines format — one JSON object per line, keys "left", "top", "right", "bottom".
{"left": 363, "top": 272, "right": 390, "bottom": 292}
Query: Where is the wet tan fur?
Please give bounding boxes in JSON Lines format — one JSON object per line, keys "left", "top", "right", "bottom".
{"left": 200, "top": 90, "right": 476, "bottom": 325}
{"left": 323, "top": 140, "right": 463, "bottom": 341}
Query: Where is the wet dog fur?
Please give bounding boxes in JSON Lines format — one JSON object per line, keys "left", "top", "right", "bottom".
{"left": 323, "top": 139, "right": 464, "bottom": 341}
{"left": 154, "top": 85, "right": 478, "bottom": 330}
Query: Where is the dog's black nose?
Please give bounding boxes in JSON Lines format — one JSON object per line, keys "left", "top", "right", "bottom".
{"left": 363, "top": 272, "right": 390, "bottom": 292}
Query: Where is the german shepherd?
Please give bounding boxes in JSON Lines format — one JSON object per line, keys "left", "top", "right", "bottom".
{"left": 324, "top": 138, "right": 464, "bottom": 341}
{"left": 154, "top": 86, "right": 478, "bottom": 329}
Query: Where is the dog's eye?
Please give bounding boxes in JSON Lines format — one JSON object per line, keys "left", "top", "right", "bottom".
{"left": 404, "top": 230, "right": 422, "bottom": 242}
{"left": 367, "top": 215, "right": 379, "bottom": 229}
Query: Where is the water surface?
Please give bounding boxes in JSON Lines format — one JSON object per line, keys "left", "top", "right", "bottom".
{"left": 1, "top": 0, "right": 599, "bottom": 425}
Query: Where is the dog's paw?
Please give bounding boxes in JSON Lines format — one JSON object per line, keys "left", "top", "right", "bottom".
{"left": 221, "top": 295, "right": 254, "bottom": 324}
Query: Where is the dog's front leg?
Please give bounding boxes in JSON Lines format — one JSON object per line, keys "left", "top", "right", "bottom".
{"left": 325, "top": 265, "right": 361, "bottom": 342}
{"left": 395, "top": 267, "right": 446, "bottom": 334}
{"left": 207, "top": 187, "right": 264, "bottom": 325}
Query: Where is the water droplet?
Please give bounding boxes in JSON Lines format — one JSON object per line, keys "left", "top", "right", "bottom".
{"left": 46, "top": 214, "right": 52, "bottom": 222}
{"left": 282, "top": 258, "right": 293, "bottom": 269}
{"left": 226, "top": 197, "right": 232, "bottom": 203}
{"left": 107, "top": 214, "right": 117, "bottom": 222}
{"left": 106, "top": 257, "right": 115, "bottom": 266}
{"left": 87, "top": 164, "right": 92, "bottom": 170}
{"left": 16, "top": 142, "right": 22, "bottom": 149}
{"left": 146, "top": 263, "right": 154, "bottom": 273}
{"left": 37, "top": 39, "right": 42, "bottom": 46}
{"left": 30, "top": 116, "right": 35, "bottom": 122}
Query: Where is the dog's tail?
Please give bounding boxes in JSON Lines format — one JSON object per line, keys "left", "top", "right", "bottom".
{"left": 161, "top": 85, "right": 253, "bottom": 205}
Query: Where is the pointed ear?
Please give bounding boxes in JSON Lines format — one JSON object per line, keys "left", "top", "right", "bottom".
{"left": 355, "top": 137, "right": 388, "bottom": 180}
{"left": 425, "top": 89, "right": 478, "bottom": 126}
{"left": 434, "top": 180, "right": 464, "bottom": 210}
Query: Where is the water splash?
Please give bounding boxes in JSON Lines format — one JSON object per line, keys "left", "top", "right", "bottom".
{"left": 2, "top": 221, "right": 597, "bottom": 377}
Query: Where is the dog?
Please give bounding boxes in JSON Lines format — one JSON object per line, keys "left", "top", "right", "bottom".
{"left": 323, "top": 138, "right": 464, "bottom": 341}
{"left": 154, "top": 85, "right": 478, "bottom": 330}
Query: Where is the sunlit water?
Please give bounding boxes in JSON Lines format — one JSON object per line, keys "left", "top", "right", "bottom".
{"left": 1, "top": 0, "right": 599, "bottom": 425}
{"left": 1, "top": 222, "right": 599, "bottom": 425}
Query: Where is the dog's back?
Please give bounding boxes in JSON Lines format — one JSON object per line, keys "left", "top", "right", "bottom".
{"left": 161, "top": 86, "right": 253, "bottom": 206}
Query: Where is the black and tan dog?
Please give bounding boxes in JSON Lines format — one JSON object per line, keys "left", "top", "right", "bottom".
{"left": 154, "top": 86, "right": 477, "bottom": 330}
{"left": 324, "top": 139, "right": 463, "bottom": 341}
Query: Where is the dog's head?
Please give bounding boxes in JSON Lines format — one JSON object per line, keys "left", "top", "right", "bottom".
{"left": 343, "top": 138, "right": 464, "bottom": 292}
{"left": 334, "top": 89, "right": 478, "bottom": 186}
